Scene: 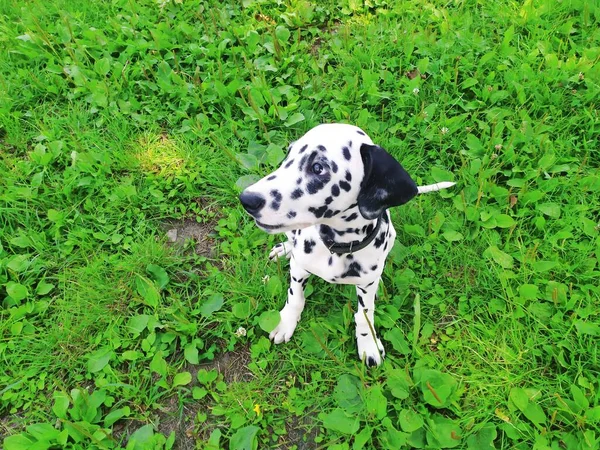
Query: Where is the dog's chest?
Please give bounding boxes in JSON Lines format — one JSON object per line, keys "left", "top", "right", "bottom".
{"left": 287, "top": 221, "right": 396, "bottom": 285}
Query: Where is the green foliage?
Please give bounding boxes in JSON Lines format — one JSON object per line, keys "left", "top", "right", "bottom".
{"left": 3, "top": 388, "right": 174, "bottom": 450}
{"left": 1, "top": 0, "right": 599, "bottom": 448}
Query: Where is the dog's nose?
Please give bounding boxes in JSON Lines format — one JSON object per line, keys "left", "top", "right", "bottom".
{"left": 239, "top": 191, "right": 266, "bottom": 215}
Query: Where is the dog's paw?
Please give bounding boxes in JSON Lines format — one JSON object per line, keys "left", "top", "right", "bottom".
{"left": 356, "top": 333, "right": 385, "bottom": 367}
{"left": 269, "top": 309, "right": 300, "bottom": 344}
{"left": 269, "top": 242, "right": 292, "bottom": 261}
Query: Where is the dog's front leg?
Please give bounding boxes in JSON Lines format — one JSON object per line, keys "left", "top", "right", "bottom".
{"left": 269, "top": 259, "right": 310, "bottom": 344}
{"left": 355, "top": 280, "right": 385, "bottom": 367}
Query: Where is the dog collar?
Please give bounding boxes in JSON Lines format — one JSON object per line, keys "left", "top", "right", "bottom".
{"left": 323, "top": 214, "right": 383, "bottom": 255}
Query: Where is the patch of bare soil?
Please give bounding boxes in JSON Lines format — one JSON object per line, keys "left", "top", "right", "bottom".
{"left": 195, "top": 344, "right": 254, "bottom": 384}
{"left": 155, "top": 345, "right": 254, "bottom": 448}
{"left": 277, "top": 414, "right": 319, "bottom": 450}
{"left": 310, "top": 21, "right": 341, "bottom": 56}
{"left": 155, "top": 398, "right": 199, "bottom": 450}
{"left": 164, "top": 218, "right": 217, "bottom": 258}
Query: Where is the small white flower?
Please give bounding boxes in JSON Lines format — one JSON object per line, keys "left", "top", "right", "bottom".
{"left": 495, "top": 144, "right": 502, "bottom": 151}
{"left": 412, "top": 87, "right": 420, "bottom": 95}
{"left": 235, "top": 327, "right": 247, "bottom": 337}
{"left": 262, "top": 275, "right": 270, "bottom": 284}
{"left": 440, "top": 127, "right": 449, "bottom": 135}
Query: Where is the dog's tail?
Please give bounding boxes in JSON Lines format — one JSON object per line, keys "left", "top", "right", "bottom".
{"left": 417, "top": 182, "right": 456, "bottom": 194}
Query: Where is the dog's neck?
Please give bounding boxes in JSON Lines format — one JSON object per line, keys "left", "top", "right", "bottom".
{"left": 318, "top": 205, "right": 383, "bottom": 253}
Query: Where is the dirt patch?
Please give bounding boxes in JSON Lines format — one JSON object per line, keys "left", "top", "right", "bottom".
{"left": 155, "top": 397, "right": 199, "bottom": 450}
{"left": 445, "top": 265, "right": 477, "bottom": 286}
{"left": 277, "top": 414, "right": 319, "bottom": 450}
{"left": 195, "top": 344, "right": 254, "bottom": 384}
{"left": 154, "top": 345, "right": 254, "bottom": 447}
{"left": 310, "top": 21, "right": 341, "bottom": 56}
{"left": 164, "top": 218, "right": 217, "bottom": 258}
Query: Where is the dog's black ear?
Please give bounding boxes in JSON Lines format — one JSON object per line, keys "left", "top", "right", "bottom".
{"left": 357, "top": 144, "right": 418, "bottom": 220}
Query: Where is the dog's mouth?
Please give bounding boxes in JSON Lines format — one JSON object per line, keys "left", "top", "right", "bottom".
{"left": 255, "top": 220, "right": 284, "bottom": 232}
{"left": 255, "top": 220, "right": 312, "bottom": 234}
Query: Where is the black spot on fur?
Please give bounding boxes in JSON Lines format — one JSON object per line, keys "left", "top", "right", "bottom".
{"left": 357, "top": 295, "right": 365, "bottom": 307}
{"left": 325, "top": 196, "right": 334, "bottom": 205}
{"left": 307, "top": 179, "right": 325, "bottom": 194}
{"left": 374, "top": 232, "right": 386, "bottom": 248}
{"left": 298, "top": 154, "right": 308, "bottom": 171}
{"left": 270, "top": 190, "right": 282, "bottom": 201}
{"left": 271, "top": 201, "right": 280, "bottom": 211}
{"left": 339, "top": 180, "right": 351, "bottom": 192}
{"left": 304, "top": 239, "right": 316, "bottom": 254}
{"left": 345, "top": 171, "right": 352, "bottom": 182}
{"left": 342, "top": 262, "right": 362, "bottom": 278}
{"left": 346, "top": 254, "right": 353, "bottom": 260}
{"left": 292, "top": 277, "right": 298, "bottom": 282}
{"left": 360, "top": 333, "right": 368, "bottom": 337}
{"left": 323, "top": 209, "right": 335, "bottom": 218}
{"left": 291, "top": 188, "right": 304, "bottom": 199}
{"left": 331, "top": 184, "right": 340, "bottom": 197}
{"left": 331, "top": 161, "right": 338, "bottom": 173}
{"left": 348, "top": 140, "right": 353, "bottom": 148}
{"left": 267, "top": 175, "right": 277, "bottom": 181}
{"left": 345, "top": 212, "right": 358, "bottom": 222}
{"left": 299, "top": 144, "right": 308, "bottom": 153}
{"left": 357, "top": 286, "right": 367, "bottom": 294}
{"left": 365, "top": 223, "right": 374, "bottom": 234}
{"left": 302, "top": 278, "right": 309, "bottom": 287}
{"left": 296, "top": 177, "right": 302, "bottom": 184}
{"left": 320, "top": 224, "right": 335, "bottom": 239}
{"left": 292, "top": 237, "right": 297, "bottom": 246}
{"left": 367, "top": 357, "right": 377, "bottom": 367}
{"left": 284, "top": 159, "right": 295, "bottom": 168}
{"left": 317, "top": 145, "right": 326, "bottom": 152}
{"left": 383, "top": 241, "right": 388, "bottom": 251}
{"left": 371, "top": 265, "right": 378, "bottom": 271}
{"left": 289, "top": 287, "right": 294, "bottom": 295}
{"left": 328, "top": 256, "right": 333, "bottom": 265}
{"left": 287, "top": 210, "right": 297, "bottom": 218}
{"left": 357, "top": 130, "right": 365, "bottom": 136}
{"left": 342, "top": 146, "right": 351, "bottom": 161}
{"left": 309, "top": 205, "right": 328, "bottom": 218}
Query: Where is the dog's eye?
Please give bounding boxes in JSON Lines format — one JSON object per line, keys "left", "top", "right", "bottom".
{"left": 312, "top": 163, "right": 324, "bottom": 175}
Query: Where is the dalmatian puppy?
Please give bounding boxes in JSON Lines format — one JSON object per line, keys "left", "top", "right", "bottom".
{"left": 239, "top": 123, "right": 454, "bottom": 366}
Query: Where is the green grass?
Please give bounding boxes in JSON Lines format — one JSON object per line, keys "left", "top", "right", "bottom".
{"left": 1, "top": 0, "right": 599, "bottom": 448}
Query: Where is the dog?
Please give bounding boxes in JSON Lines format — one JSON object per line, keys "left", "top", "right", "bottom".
{"left": 239, "top": 124, "right": 454, "bottom": 366}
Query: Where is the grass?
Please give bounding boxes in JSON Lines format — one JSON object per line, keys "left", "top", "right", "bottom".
{"left": 1, "top": 0, "right": 599, "bottom": 448}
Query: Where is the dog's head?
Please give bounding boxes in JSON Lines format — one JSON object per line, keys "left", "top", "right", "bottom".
{"left": 239, "top": 124, "right": 418, "bottom": 233}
